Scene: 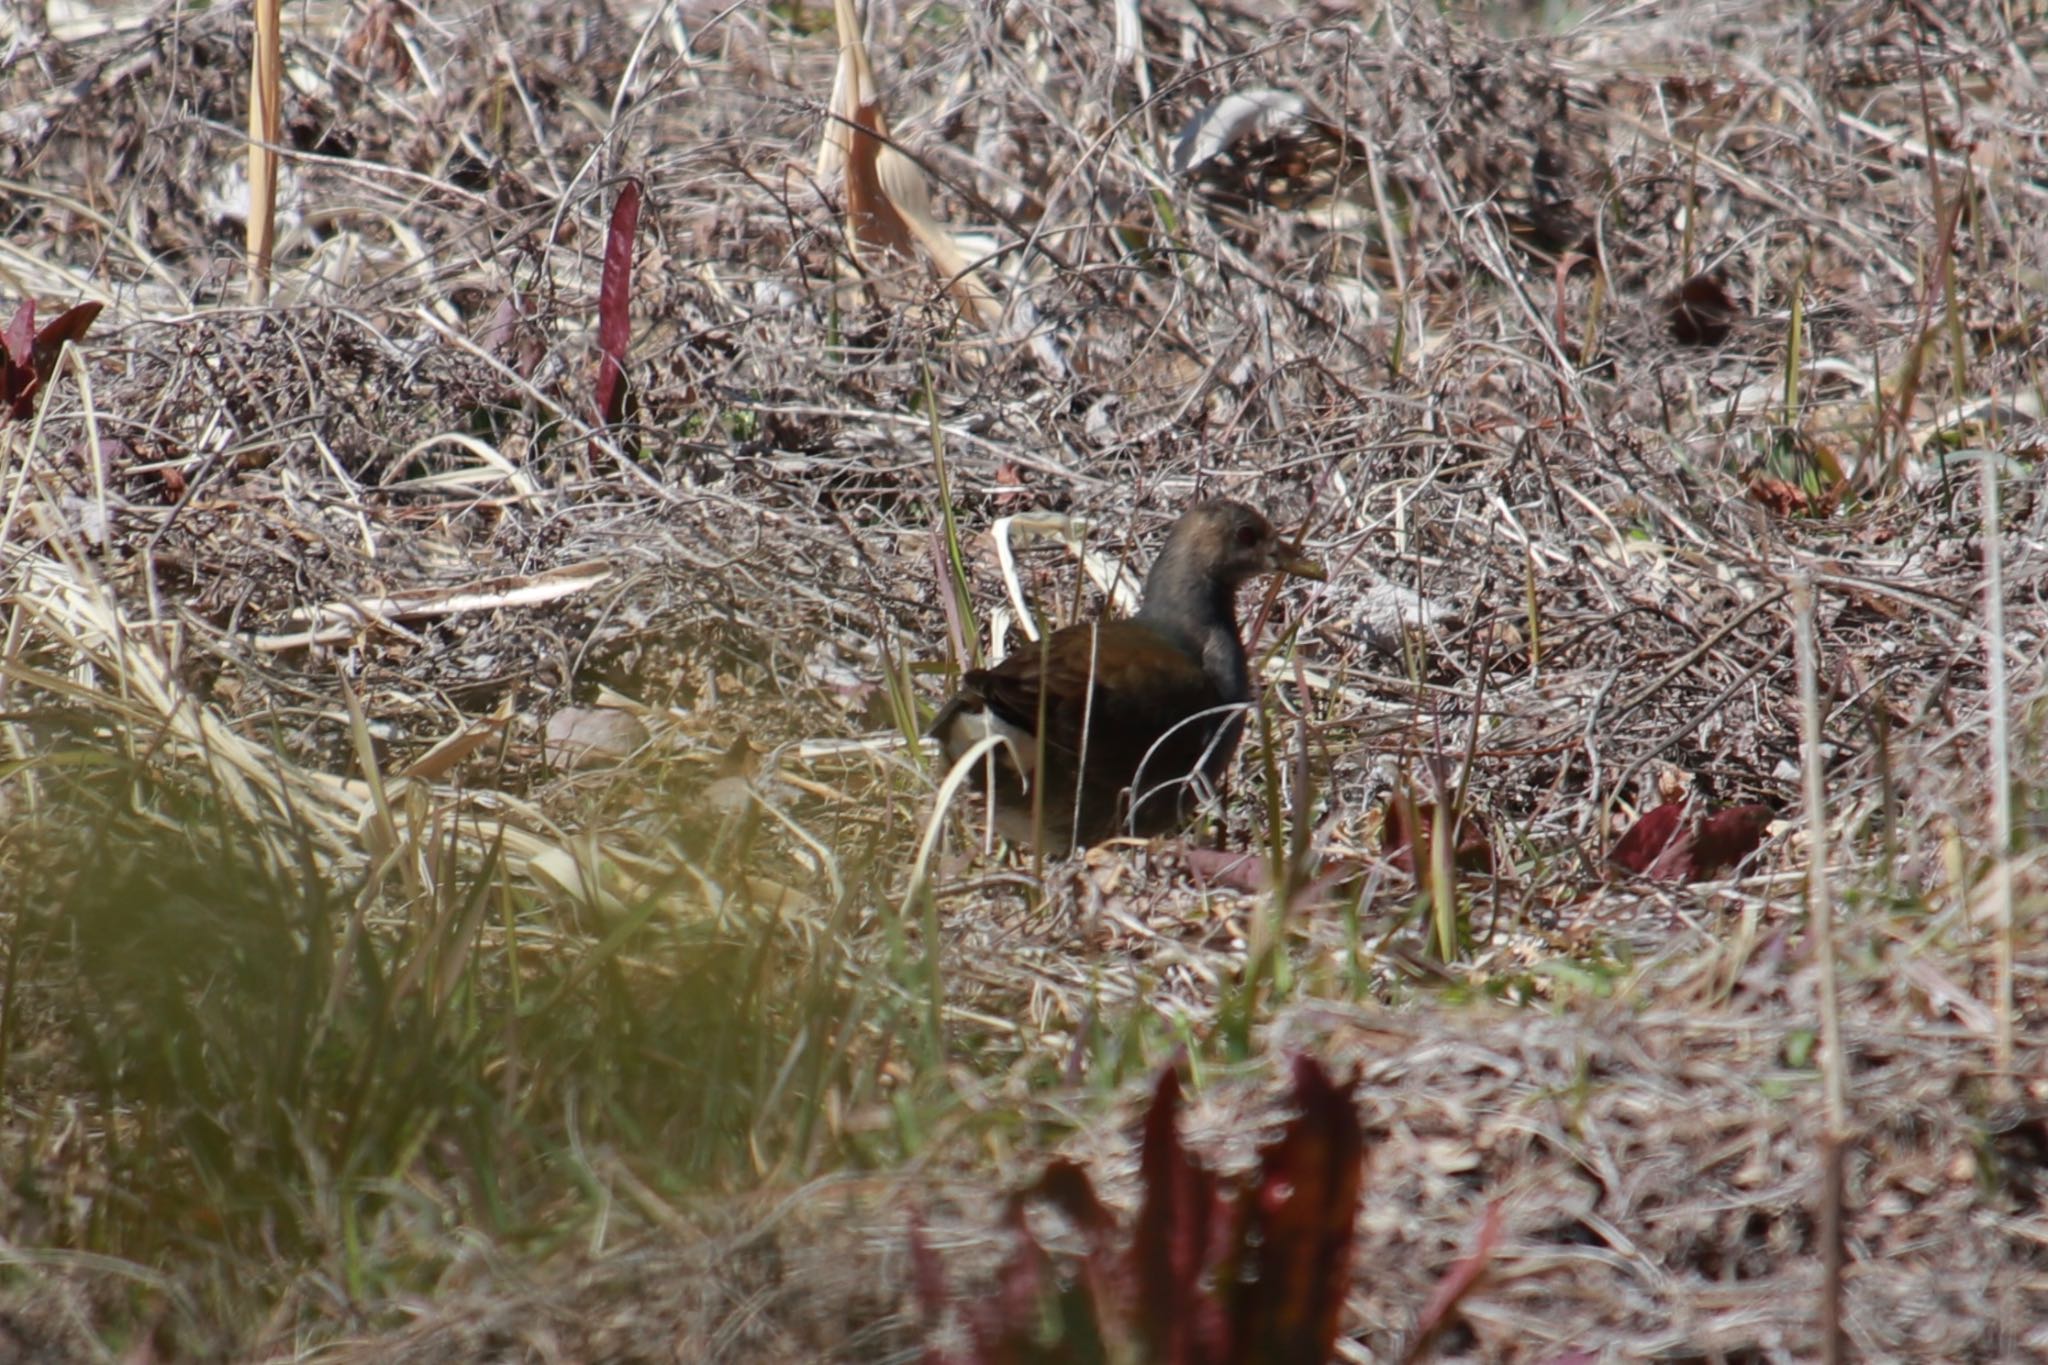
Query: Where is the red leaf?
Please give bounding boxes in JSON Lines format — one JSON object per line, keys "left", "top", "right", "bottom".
{"left": 2, "top": 298, "right": 35, "bottom": 415}
{"left": 1381, "top": 795, "right": 1421, "bottom": 871}
{"left": 907, "top": 1213, "right": 962, "bottom": 1365}
{"left": 928, "top": 1175, "right": 1112, "bottom": 1365}
{"left": 965, "top": 1197, "right": 1054, "bottom": 1365}
{"left": 1608, "top": 800, "right": 1685, "bottom": 874}
{"left": 593, "top": 179, "right": 641, "bottom": 427}
{"left": 2, "top": 299, "right": 101, "bottom": 420}
{"left": 1033, "top": 1158, "right": 1118, "bottom": 1249}
{"left": 1132, "top": 1065, "right": 1225, "bottom": 1365}
{"left": 1747, "top": 474, "right": 1804, "bottom": 515}
{"left": 1612, "top": 800, "right": 1774, "bottom": 882}
{"left": 908, "top": 1211, "right": 950, "bottom": 1323}
{"left": 1026, "top": 1161, "right": 1124, "bottom": 1360}
{"left": 1220, "top": 1055, "right": 1365, "bottom": 1365}
{"left": 1401, "top": 1201, "right": 1504, "bottom": 1364}
{"left": 2, "top": 299, "right": 33, "bottom": 365}
{"left": 33, "top": 301, "right": 101, "bottom": 378}
{"left": 917, "top": 1056, "right": 1371, "bottom": 1365}
{"left": 1685, "top": 803, "right": 1774, "bottom": 879}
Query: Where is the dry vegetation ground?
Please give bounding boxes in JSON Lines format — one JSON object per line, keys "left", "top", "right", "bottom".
{"left": 3, "top": 0, "right": 2048, "bottom": 1359}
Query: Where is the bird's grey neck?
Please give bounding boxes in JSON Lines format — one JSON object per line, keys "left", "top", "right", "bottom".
{"left": 1137, "top": 571, "right": 1249, "bottom": 698}
{"left": 1137, "top": 576, "right": 1238, "bottom": 635}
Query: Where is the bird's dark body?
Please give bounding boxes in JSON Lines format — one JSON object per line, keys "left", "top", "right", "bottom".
{"left": 929, "top": 500, "right": 1319, "bottom": 854}
{"left": 930, "top": 619, "right": 1246, "bottom": 850}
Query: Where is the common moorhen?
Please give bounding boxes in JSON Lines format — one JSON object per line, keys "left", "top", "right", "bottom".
{"left": 929, "top": 500, "right": 1323, "bottom": 853}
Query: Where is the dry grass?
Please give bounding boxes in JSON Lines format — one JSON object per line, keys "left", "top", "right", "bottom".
{"left": 4, "top": 0, "right": 2047, "bottom": 1359}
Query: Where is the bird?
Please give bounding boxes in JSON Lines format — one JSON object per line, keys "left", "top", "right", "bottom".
{"left": 928, "top": 500, "right": 1324, "bottom": 854}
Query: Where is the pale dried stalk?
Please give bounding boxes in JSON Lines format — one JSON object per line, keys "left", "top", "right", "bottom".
{"left": 1794, "top": 572, "right": 1847, "bottom": 1365}
{"left": 1979, "top": 454, "right": 2014, "bottom": 1077}
{"left": 1794, "top": 575, "right": 1846, "bottom": 1131}
{"left": 246, "top": 0, "right": 282, "bottom": 303}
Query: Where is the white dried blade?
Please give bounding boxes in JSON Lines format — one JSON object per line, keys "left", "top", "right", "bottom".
{"left": 1111, "top": 0, "right": 1142, "bottom": 70}
{"left": 386, "top": 433, "right": 540, "bottom": 499}
{"left": 258, "top": 559, "right": 614, "bottom": 650}
{"left": 788, "top": 734, "right": 912, "bottom": 760}
{"left": 14, "top": 550, "right": 611, "bottom": 912}
{"left": 1979, "top": 450, "right": 2015, "bottom": 1075}
{"left": 904, "top": 732, "right": 1017, "bottom": 915}
{"left": 11, "top": 552, "right": 355, "bottom": 851}
{"left": 814, "top": 0, "right": 872, "bottom": 185}
{"left": 1171, "top": 87, "right": 1312, "bottom": 176}
{"left": 989, "top": 510, "right": 1144, "bottom": 647}
{"left": 992, "top": 511, "right": 1071, "bottom": 642}
{"left": 526, "top": 843, "right": 637, "bottom": 919}
{"left": 875, "top": 144, "right": 1004, "bottom": 331}
{"left": 0, "top": 239, "right": 121, "bottom": 311}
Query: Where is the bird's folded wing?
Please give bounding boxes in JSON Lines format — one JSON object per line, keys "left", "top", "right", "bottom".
{"left": 964, "top": 621, "right": 1220, "bottom": 760}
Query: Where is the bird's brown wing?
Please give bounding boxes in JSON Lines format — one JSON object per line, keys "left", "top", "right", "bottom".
{"left": 963, "top": 619, "right": 1225, "bottom": 768}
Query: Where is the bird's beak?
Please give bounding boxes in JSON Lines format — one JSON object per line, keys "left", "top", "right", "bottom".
{"left": 1272, "top": 546, "right": 1325, "bottom": 581}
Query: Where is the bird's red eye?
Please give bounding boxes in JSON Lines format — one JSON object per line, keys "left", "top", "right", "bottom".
{"left": 1236, "top": 524, "right": 1260, "bottom": 547}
